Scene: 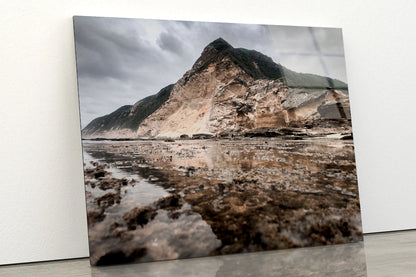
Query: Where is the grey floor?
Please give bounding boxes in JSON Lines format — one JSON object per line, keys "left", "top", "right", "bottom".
{"left": 1, "top": 230, "right": 415, "bottom": 277}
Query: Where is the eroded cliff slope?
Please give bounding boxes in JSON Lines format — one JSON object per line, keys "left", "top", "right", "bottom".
{"left": 82, "top": 38, "right": 350, "bottom": 139}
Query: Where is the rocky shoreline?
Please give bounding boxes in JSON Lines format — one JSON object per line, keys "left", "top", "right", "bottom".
{"left": 83, "top": 120, "right": 353, "bottom": 142}
{"left": 83, "top": 137, "right": 361, "bottom": 265}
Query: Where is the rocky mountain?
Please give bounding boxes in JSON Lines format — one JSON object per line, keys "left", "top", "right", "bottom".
{"left": 82, "top": 38, "right": 350, "bottom": 139}
{"left": 82, "top": 84, "right": 173, "bottom": 139}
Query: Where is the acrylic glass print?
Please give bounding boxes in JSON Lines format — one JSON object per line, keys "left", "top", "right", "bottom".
{"left": 73, "top": 16, "right": 363, "bottom": 265}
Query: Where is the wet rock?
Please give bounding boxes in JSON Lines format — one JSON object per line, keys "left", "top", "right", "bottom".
{"left": 123, "top": 206, "right": 157, "bottom": 230}
{"left": 192, "top": 133, "right": 214, "bottom": 139}
{"left": 87, "top": 208, "right": 105, "bottom": 225}
{"left": 244, "top": 127, "right": 282, "bottom": 137}
{"left": 85, "top": 191, "right": 92, "bottom": 199}
{"left": 97, "top": 178, "right": 120, "bottom": 190}
{"left": 154, "top": 194, "right": 182, "bottom": 210}
{"left": 168, "top": 210, "right": 183, "bottom": 219}
{"left": 219, "top": 132, "right": 232, "bottom": 138}
{"left": 84, "top": 137, "right": 361, "bottom": 262}
{"left": 95, "top": 250, "right": 130, "bottom": 266}
{"left": 94, "top": 170, "right": 106, "bottom": 179}
{"left": 84, "top": 168, "right": 94, "bottom": 175}
{"left": 278, "top": 128, "right": 298, "bottom": 135}
{"left": 180, "top": 134, "right": 190, "bottom": 139}
{"left": 95, "top": 192, "right": 121, "bottom": 208}
{"left": 95, "top": 247, "right": 147, "bottom": 266}
{"left": 109, "top": 221, "right": 120, "bottom": 231}
{"left": 84, "top": 164, "right": 109, "bottom": 179}
{"left": 107, "top": 222, "right": 133, "bottom": 242}
{"left": 121, "top": 178, "right": 128, "bottom": 186}
{"left": 341, "top": 134, "right": 353, "bottom": 140}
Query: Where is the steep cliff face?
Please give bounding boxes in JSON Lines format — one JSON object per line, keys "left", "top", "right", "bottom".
{"left": 135, "top": 38, "right": 349, "bottom": 138}
{"left": 82, "top": 38, "right": 350, "bottom": 139}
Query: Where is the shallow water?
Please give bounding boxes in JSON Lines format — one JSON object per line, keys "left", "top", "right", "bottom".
{"left": 82, "top": 137, "right": 361, "bottom": 265}
{"left": 83, "top": 150, "right": 221, "bottom": 264}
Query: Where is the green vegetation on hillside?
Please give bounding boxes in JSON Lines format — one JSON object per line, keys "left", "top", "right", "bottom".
{"left": 228, "top": 48, "right": 284, "bottom": 80}
{"left": 187, "top": 38, "right": 283, "bottom": 82}
{"left": 281, "top": 67, "right": 347, "bottom": 89}
{"left": 120, "top": 84, "right": 173, "bottom": 130}
{"left": 83, "top": 38, "right": 348, "bottom": 137}
{"left": 83, "top": 84, "right": 173, "bottom": 134}
{"left": 190, "top": 38, "right": 347, "bottom": 89}
{"left": 83, "top": 105, "right": 132, "bottom": 135}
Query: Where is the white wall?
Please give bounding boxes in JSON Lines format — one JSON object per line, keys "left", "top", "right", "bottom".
{"left": 1, "top": 0, "right": 415, "bottom": 265}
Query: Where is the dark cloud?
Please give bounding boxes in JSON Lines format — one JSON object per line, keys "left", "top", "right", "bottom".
{"left": 74, "top": 17, "right": 160, "bottom": 82}
{"left": 157, "top": 32, "right": 184, "bottom": 55}
{"left": 74, "top": 17, "right": 347, "bottom": 127}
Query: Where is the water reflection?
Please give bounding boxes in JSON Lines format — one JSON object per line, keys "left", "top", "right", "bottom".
{"left": 91, "top": 241, "right": 367, "bottom": 277}
{"left": 83, "top": 138, "right": 362, "bottom": 265}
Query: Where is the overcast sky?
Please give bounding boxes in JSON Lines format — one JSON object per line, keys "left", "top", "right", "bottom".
{"left": 74, "top": 16, "right": 347, "bottom": 128}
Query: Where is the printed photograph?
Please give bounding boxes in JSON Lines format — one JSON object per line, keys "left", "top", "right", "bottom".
{"left": 73, "top": 16, "right": 363, "bottom": 265}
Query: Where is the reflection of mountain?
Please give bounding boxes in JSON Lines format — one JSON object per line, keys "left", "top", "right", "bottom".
{"left": 84, "top": 138, "right": 362, "bottom": 264}
{"left": 82, "top": 38, "right": 350, "bottom": 139}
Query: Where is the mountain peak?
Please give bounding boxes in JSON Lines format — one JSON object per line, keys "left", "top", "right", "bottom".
{"left": 190, "top": 37, "right": 284, "bottom": 82}
{"left": 82, "top": 37, "right": 349, "bottom": 139}
{"left": 191, "top": 38, "right": 233, "bottom": 72}
{"left": 205, "top": 37, "right": 233, "bottom": 52}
